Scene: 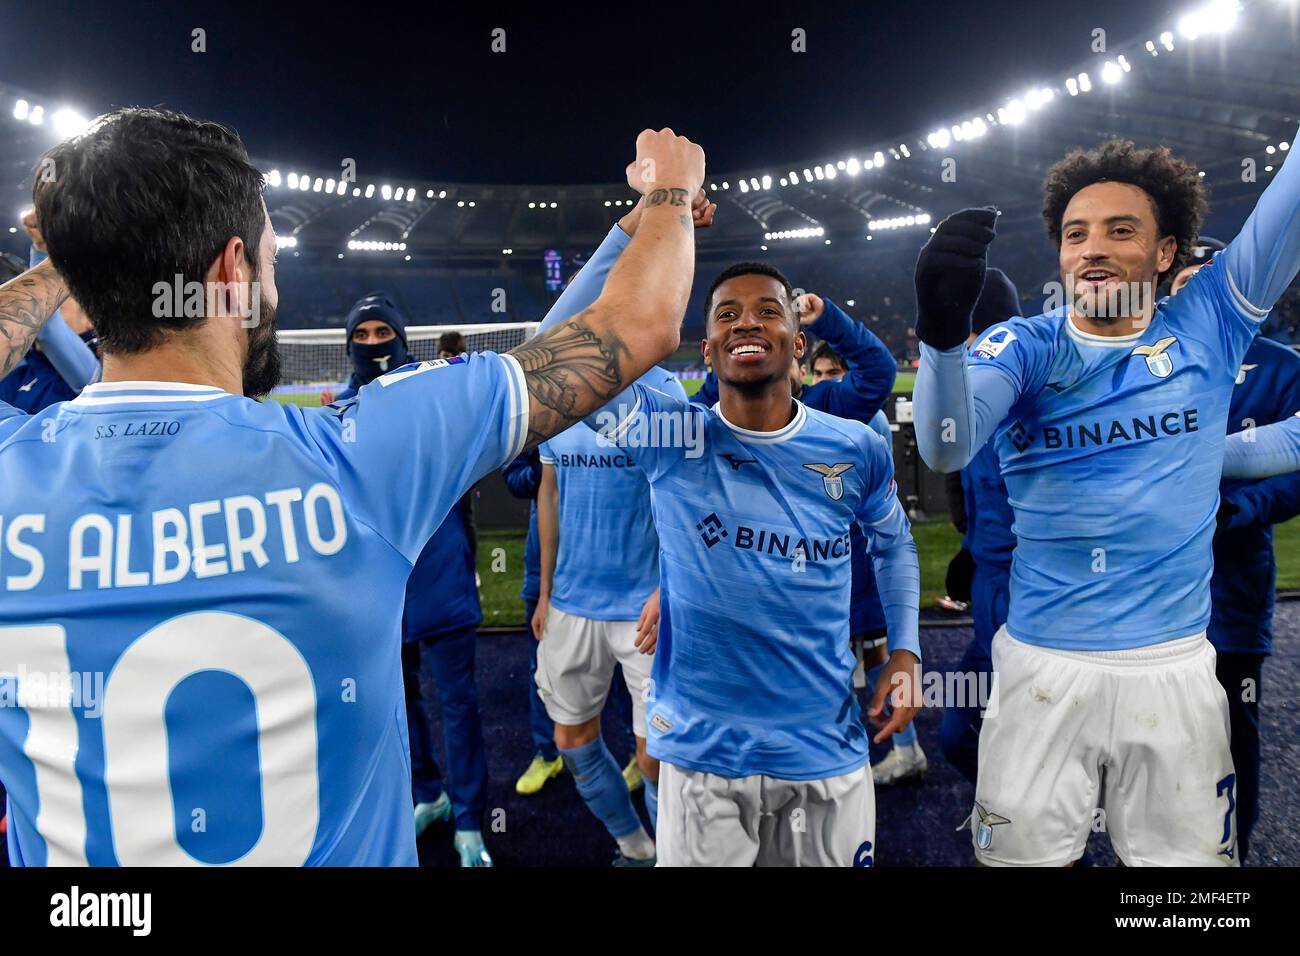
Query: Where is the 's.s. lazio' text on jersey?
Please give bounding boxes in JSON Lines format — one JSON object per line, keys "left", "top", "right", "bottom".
{"left": 0, "top": 353, "right": 527, "bottom": 865}
{"left": 602, "top": 384, "right": 918, "bottom": 780}
{"left": 538, "top": 368, "right": 685, "bottom": 621}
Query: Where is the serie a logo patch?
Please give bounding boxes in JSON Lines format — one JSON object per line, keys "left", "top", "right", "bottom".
{"left": 378, "top": 356, "right": 466, "bottom": 387}
{"left": 973, "top": 326, "right": 1016, "bottom": 359}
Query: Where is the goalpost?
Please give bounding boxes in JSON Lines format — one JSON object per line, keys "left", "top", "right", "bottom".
{"left": 273, "top": 321, "right": 540, "bottom": 400}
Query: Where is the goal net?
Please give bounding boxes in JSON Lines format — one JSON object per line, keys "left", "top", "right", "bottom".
{"left": 272, "top": 321, "right": 540, "bottom": 400}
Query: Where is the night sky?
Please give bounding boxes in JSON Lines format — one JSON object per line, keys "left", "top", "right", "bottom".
{"left": 2, "top": 0, "right": 1175, "bottom": 183}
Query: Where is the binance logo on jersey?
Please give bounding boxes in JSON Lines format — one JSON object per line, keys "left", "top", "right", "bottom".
{"left": 696, "top": 512, "right": 728, "bottom": 548}
{"left": 1006, "top": 421, "right": 1033, "bottom": 453}
{"left": 1131, "top": 336, "right": 1178, "bottom": 379}
{"left": 696, "top": 513, "right": 851, "bottom": 561}
{"left": 803, "top": 462, "right": 854, "bottom": 500}
{"left": 378, "top": 356, "right": 465, "bottom": 387}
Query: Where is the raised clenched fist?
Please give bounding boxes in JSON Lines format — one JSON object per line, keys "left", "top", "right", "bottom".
{"left": 626, "top": 128, "right": 705, "bottom": 198}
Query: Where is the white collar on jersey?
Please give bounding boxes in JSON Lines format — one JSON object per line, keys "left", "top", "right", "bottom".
{"left": 713, "top": 399, "right": 808, "bottom": 443}
{"left": 1064, "top": 313, "right": 1147, "bottom": 348}
{"left": 71, "top": 380, "right": 235, "bottom": 407}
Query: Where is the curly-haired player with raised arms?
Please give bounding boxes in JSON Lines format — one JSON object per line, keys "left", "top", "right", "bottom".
{"left": 912, "top": 127, "right": 1300, "bottom": 866}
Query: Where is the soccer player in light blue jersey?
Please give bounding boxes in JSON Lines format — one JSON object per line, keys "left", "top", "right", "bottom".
{"left": 537, "top": 231, "right": 921, "bottom": 866}
{"left": 0, "top": 110, "right": 706, "bottom": 866}
{"left": 912, "top": 128, "right": 1300, "bottom": 866}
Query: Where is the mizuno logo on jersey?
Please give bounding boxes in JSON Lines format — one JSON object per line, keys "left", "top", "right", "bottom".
{"left": 1235, "top": 364, "right": 1258, "bottom": 385}
{"left": 972, "top": 326, "right": 1016, "bottom": 359}
{"left": 1042, "top": 408, "right": 1198, "bottom": 450}
{"left": 803, "top": 462, "right": 855, "bottom": 500}
{"left": 720, "top": 453, "right": 757, "bottom": 470}
{"left": 1131, "top": 336, "right": 1178, "bottom": 379}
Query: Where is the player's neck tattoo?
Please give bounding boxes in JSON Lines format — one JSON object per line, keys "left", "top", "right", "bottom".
{"left": 0, "top": 261, "right": 69, "bottom": 379}
{"left": 511, "top": 313, "right": 629, "bottom": 448}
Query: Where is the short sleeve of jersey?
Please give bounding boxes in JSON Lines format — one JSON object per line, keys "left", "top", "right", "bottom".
{"left": 1167, "top": 259, "right": 1264, "bottom": 374}
{"left": 854, "top": 427, "right": 900, "bottom": 527}
{"left": 301, "top": 351, "right": 528, "bottom": 562}
{"left": 0, "top": 400, "right": 27, "bottom": 434}
{"left": 594, "top": 378, "right": 698, "bottom": 482}
{"left": 966, "top": 315, "right": 1053, "bottom": 397}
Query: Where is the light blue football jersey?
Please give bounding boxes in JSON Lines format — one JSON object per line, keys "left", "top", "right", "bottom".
{"left": 968, "top": 259, "right": 1261, "bottom": 649}
{"left": 538, "top": 368, "right": 685, "bottom": 621}
{"left": 0, "top": 352, "right": 527, "bottom": 865}
{"left": 600, "top": 384, "right": 917, "bottom": 780}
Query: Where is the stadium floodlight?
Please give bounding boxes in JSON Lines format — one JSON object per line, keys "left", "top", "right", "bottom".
{"left": 750, "top": 177, "right": 761, "bottom": 190}
{"left": 1267, "top": 145, "right": 1277, "bottom": 154}
{"left": 1146, "top": 39, "right": 1158, "bottom": 55}
{"left": 760, "top": 245, "right": 767, "bottom": 251}
{"left": 823, "top": 164, "right": 836, "bottom": 180}
{"left": 381, "top": 185, "right": 392, "bottom": 200}
{"left": 847, "top": 299, "right": 855, "bottom": 306}
{"left": 814, "top": 166, "right": 825, "bottom": 180}
{"left": 836, "top": 161, "right": 846, "bottom": 170}
{"left": 352, "top": 188, "right": 360, "bottom": 196}
{"left": 438, "top": 190, "right": 447, "bottom": 198}
{"left": 864, "top": 159, "right": 875, "bottom": 170}
{"left": 739, "top": 179, "right": 749, "bottom": 193}
{"left": 1066, "top": 77, "right": 1079, "bottom": 95}
{"left": 406, "top": 190, "right": 415, "bottom": 202}
{"left": 952, "top": 123, "right": 964, "bottom": 142}
{"left": 803, "top": 168, "right": 813, "bottom": 182}
{"left": 1265, "top": 165, "right": 1274, "bottom": 173}
{"left": 825, "top": 239, "right": 831, "bottom": 245}
{"left": 426, "top": 189, "right": 434, "bottom": 198}
{"left": 299, "top": 177, "right": 310, "bottom": 192}
{"left": 899, "top": 144, "right": 910, "bottom": 158}
{"left": 1118, "top": 54, "right": 1131, "bottom": 72}
{"left": 873, "top": 151, "right": 885, "bottom": 166}
{"left": 1160, "top": 31, "right": 1175, "bottom": 51}
{"left": 275, "top": 235, "right": 297, "bottom": 249}
{"left": 1005, "top": 99, "right": 1026, "bottom": 125}
{"left": 364, "top": 184, "right": 375, "bottom": 198}
{"left": 325, "top": 178, "right": 335, "bottom": 193}
{"left": 761, "top": 174, "right": 772, "bottom": 189}
{"left": 926, "top": 128, "right": 951, "bottom": 149}
{"left": 337, "top": 181, "right": 347, "bottom": 196}
{"left": 604, "top": 200, "right": 611, "bottom": 206}
{"left": 52, "top": 108, "right": 90, "bottom": 138}
{"left": 846, "top": 157, "right": 861, "bottom": 175}
{"left": 267, "top": 169, "right": 282, "bottom": 187}
{"left": 1078, "top": 71, "right": 1093, "bottom": 92}
{"left": 1282, "top": 142, "right": 1291, "bottom": 151}
{"left": 788, "top": 170, "right": 799, "bottom": 183}
{"left": 503, "top": 248, "right": 512, "bottom": 255}
{"left": 12, "top": 99, "right": 28, "bottom": 120}
{"left": 404, "top": 255, "right": 411, "bottom": 261}
{"left": 779, "top": 177, "right": 788, "bottom": 187}
{"left": 28, "top": 105, "right": 44, "bottom": 126}
{"left": 457, "top": 200, "right": 465, "bottom": 207}
{"left": 469, "top": 201, "right": 476, "bottom": 207}
{"left": 528, "top": 201, "right": 536, "bottom": 208}
{"left": 312, "top": 178, "right": 323, "bottom": 192}
{"left": 1179, "top": 0, "right": 1240, "bottom": 40}
{"left": 338, "top": 254, "right": 344, "bottom": 259}
{"left": 1101, "top": 60, "right": 1122, "bottom": 84}
{"left": 287, "top": 172, "right": 299, "bottom": 189}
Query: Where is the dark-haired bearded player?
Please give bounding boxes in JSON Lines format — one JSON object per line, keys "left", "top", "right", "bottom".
{"left": 913, "top": 127, "right": 1300, "bottom": 867}
{"left": 533, "top": 214, "right": 921, "bottom": 863}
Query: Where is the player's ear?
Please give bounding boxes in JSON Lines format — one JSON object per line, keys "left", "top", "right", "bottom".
{"left": 793, "top": 330, "right": 807, "bottom": 360}
{"left": 701, "top": 336, "right": 711, "bottom": 365}
{"left": 1157, "top": 236, "right": 1178, "bottom": 276}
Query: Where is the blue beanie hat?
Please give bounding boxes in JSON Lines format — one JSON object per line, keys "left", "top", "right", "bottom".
{"left": 345, "top": 292, "right": 409, "bottom": 354}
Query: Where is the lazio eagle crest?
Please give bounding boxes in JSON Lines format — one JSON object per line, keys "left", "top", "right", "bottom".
{"left": 1131, "top": 336, "right": 1178, "bottom": 379}
{"left": 973, "top": 801, "right": 1011, "bottom": 850}
{"left": 803, "top": 462, "right": 855, "bottom": 500}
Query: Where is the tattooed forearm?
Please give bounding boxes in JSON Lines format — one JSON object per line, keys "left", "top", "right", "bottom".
{"left": 510, "top": 313, "right": 631, "bottom": 447}
{"left": 645, "top": 187, "right": 690, "bottom": 209}
{"left": 0, "top": 260, "right": 69, "bottom": 379}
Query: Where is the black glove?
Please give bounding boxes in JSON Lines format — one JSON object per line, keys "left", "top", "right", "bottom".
{"left": 914, "top": 207, "right": 998, "bottom": 350}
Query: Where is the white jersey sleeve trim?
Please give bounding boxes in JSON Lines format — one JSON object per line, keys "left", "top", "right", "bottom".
{"left": 1224, "top": 266, "right": 1270, "bottom": 321}
{"left": 499, "top": 352, "right": 530, "bottom": 460}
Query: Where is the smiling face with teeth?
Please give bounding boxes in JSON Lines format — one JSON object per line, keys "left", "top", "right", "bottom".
{"left": 1059, "top": 181, "right": 1177, "bottom": 329}
{"left": 703, "top": 272, "right": 806, "bottom": 394}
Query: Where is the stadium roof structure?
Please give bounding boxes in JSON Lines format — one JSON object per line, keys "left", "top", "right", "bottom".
{"left": 0, "top": 0, "right": 1295, "bottom": 272}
